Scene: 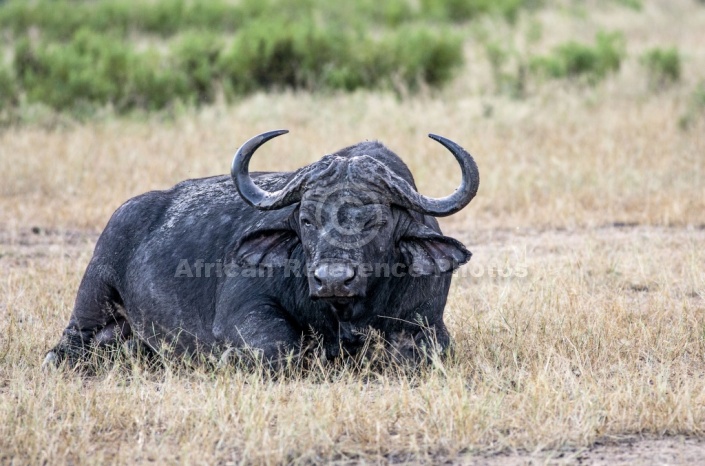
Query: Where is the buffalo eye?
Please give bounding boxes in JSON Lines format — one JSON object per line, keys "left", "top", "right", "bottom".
{"left": 364, "top": 217, "right": 387, "bottom": 230}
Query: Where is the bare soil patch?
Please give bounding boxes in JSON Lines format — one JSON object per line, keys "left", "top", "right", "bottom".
{"left": 468, "top": 436, "right": 705, "bottom": 465}
{"left": 0, "top": 227, "right": 98, "bottom": 269}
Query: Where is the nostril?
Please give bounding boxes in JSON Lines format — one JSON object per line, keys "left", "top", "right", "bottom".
{"left": 313, "top": 266, "right": 326, "bottom": 285}
{"left": 343, "top": 267, "right": 356, "bottom": 286}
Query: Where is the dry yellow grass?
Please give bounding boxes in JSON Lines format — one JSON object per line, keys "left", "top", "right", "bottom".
{"left": 1, "top": 0, "right": 705, "bottom": 464}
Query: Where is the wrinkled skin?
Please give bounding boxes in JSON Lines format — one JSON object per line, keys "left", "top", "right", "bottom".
{"left": 44, "top": 140, "right": 474, "bottom": 368}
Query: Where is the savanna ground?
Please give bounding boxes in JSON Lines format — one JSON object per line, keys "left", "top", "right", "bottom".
{"left": 2, "top": 0, "right": 705, "bottom": 464}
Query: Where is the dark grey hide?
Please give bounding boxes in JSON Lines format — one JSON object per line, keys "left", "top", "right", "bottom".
{"left": 43, "top": 131, "right": 479, "bottom": 368}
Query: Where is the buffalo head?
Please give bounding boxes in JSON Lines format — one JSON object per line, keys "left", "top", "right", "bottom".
{"left": 230, "top": 130, "right": 479, "bottom": 321}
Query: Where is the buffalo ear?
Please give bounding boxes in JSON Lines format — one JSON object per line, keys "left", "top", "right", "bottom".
{"left": 233, "top": 229, "right": 300, "bottom": 267}
{"left": 399, "top": 221, "right": 471, "bottom": 275}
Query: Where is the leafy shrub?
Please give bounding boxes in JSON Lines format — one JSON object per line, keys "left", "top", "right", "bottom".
{"left": 173, "top": 32, "right": 224, "bottom": 104}
{"left": 640, "top": 47, "right": 681, "bottom": 88}
{"left": 0, "top": 0, "right": 245, "bottom": 39}
{"left": 124, "top": 58, "right": 190, "bottom": 111}
{"left": 0, "top": 65, "right": 18, "bottom": 109}
{"left": 357, "top": 0, "right": 416, "bottom": 27}
{"left": 419, "top": 0, "right": 539, "bottom": 23}
{"left": 236, "top": 0, "right": 415, "bottom": 30}
{"left": 218, "top": 18, "right": 347, "bottom": 95}
{"left": 13, "top": 30, "right": 191, "bottom": 113}
{"left": 14, "top": 31, "right": 131, "bottom": 110}
{"left": 364, "top": 27, "right": 463, "bottom": 91}
{"left": 530, "top": 32, "right": 625, "bottom": 83}
{"left": 218, "top": 20, "right": 463, "bottom": 96}
{"left": 132, "top": 0, "right": 242, "bottom": 35}
{"left": 0, "top": 0, "right": 539, "bottom": 41}
{"left": 1, "top": 1, "right": 466, "bottom": 114}
{"left": 0, "top": 2, "right": 92, "bottom": 40}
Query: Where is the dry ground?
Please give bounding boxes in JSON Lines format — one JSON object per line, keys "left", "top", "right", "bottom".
{"left": 2, "top": 0, "right": 705, "bottom": 464}
{"left": 2, "top": 224, "right": 704, "bottom": 464}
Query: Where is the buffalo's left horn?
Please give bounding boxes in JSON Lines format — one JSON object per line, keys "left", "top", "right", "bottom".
{"left": 231, "top": 129, "right": 307, "bottom": 210}
{"left": 396, "top": 134, "right": 480, "bottom": 217}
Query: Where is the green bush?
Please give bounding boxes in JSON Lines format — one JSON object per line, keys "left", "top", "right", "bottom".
{"left": 236, "top": 0, "right": 415, "bottom": 30}
{"left": 0, "top": 0, "right": 245, "bottom": 39}
{"left": 13, "top": 30, "right": 192, "bottom": 113}
{"left": 14, "top": 31, "right": 130, "bottom": 110}
{"left": 375, "top": 29, "right": 462, "bottom": 91}
{"left": 0, "top": 2, "right": 91, "bottom": 40}
{"left": 640, "top": 47, "right": 681, "bottom": 88}
{"left": 0, "top": 0, "right": 539, "bottom": 41}
{"left": 530, "top": 32, "right": 625, "bottom": 83}
{"left": 124, "top": 54, "right": 190, "bottom": 111}
{"left": 217, "top": 20, "right": 463, "bottom": 96}
{"left": 0, "top": 65, "right": 18, "bottom": 109}
{"left": 357, "top": 0, "right": 416, "bottom": 27}
{"left": 419, "top": 0, "right": 539, "bottom": 23}
{"left": 0, "top": 1, "right": 467, "bottom": 115}
{"left": 132, "top": 0, "right": 242, "bottom": 36}
{"left": 218, "top": 18, "right": 347, "bottom": 95}
{"left": 173, "top": 32, "right": 225, "bottom": 104}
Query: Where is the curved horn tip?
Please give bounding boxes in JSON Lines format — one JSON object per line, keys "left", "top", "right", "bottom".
{"left": 231, "top": 129, "right": 297, "bottom": 210}
{"left": 258, "top": 129, "right": 289, "bottom": 141}
{"left": 232, "top": 129, "right": 289, "bottom": 170}
{"left": 427, "top": 133, "right": 454, "bottom": 146}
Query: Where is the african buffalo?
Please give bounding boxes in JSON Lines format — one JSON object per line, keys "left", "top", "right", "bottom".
{"left": 43, "top": 130, "right": 479, "bottom": 368}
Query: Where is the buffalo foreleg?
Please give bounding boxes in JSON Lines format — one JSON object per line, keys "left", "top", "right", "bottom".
{"left": 387, "top": 322, "right": 451, "bottom": 364}
{"left": 213, "top": 304, "right": 302, "bottom": 368}
{"left": 43, "top": 264, "right": 128, "bottom": 369}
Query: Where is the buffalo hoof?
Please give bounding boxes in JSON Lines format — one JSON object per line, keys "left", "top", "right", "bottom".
{"left": 121, "top": 338, "right": 154, "bottom": 361}
{"left": 122, "top": 339, "right": 139, "bottom": 358}
{"left": 216, "top": 347, "right": 265, "bottom": 369}
{"left": 217, "top": 347, "right": 237, "bottom": 369}
{"left": 41, "top": 351, "right": 59, "bottom": 371}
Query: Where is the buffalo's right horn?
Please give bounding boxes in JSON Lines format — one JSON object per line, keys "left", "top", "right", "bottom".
{"left": 231, "top": 130, "right": 308, "bottom": 210}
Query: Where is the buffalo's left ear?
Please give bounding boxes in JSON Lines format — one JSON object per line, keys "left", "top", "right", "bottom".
{"left": 233, "top": 228, "right": 300, "bottom": 267}
{"left": 399, "top": 221, "right": 471, "bottom": 275}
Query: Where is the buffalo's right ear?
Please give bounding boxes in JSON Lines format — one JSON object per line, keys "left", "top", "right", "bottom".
{"left": 233, "top": 229, "right": 300, "bottom": 267}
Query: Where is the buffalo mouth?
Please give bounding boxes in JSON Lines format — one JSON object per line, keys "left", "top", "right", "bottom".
{"left": 323, "top": 297, "right": 360, "bottom": 322}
